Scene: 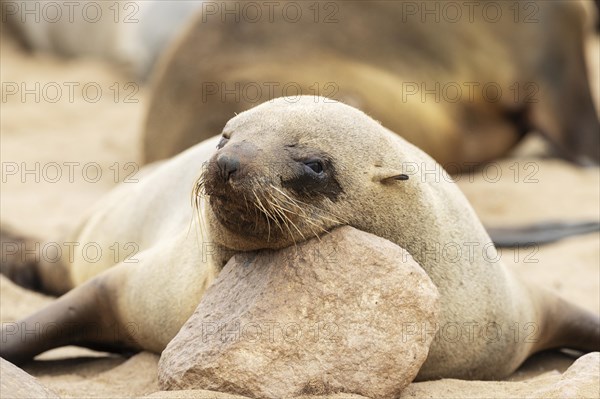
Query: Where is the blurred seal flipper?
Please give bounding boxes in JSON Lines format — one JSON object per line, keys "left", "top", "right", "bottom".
{"left": 488, "top": 221, "right": 600, "bottom": 247}
{"left": 0, "top": 227, "right": 72, "bottom": 296}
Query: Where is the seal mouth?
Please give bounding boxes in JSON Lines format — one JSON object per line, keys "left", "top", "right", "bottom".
{"left": 194, "top": 166, "right": 346, "bottom": 246}
{"left": 194, "top": 165, "right": 298, "bottom": 242}
{"left": 207, "top": 182, "right": 314, "bottom": 242}
{"left": 208, "top": 193, "right": 277, "bottom": 239}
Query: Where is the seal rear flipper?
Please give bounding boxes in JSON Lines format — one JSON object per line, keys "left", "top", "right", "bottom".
{"left": 531, "top": 288, "right": 600, "bottom": 354}
{"left": 1, "top": 227, "right": 43, "bottom": 291}
{"left": 0, "top": 273, "right": 141, "bottom": 365}
{"left": 0, "top": 227, "right": 72, "bottom": 296}
{"left": 487, "top": 221, "right": 600, "bottom": 247}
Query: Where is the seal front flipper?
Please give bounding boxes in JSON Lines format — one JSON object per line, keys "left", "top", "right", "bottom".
{"left": 0, "top": 227, "right": 222, "bottom": 365}
{"left": 0, "top": 267, "right": 141, "bottom": 365}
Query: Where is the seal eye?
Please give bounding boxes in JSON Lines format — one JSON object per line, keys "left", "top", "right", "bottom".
{"left": 304, "top": 161, "right": 324, "bottom": 175}
{"left": 217, "top": 136, "right": 229, "bottom": 149}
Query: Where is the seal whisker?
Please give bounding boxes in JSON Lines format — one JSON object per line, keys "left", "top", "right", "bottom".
{"left": 277, "top": 208, "right": 306, "bottom": 242}
{"left": 262, "top": 195, "right": 286, "bottom": 232}
{"left": 265, "top": 192, "right": 307, "bottom": 236}
{"left": 257, "top": 191, "right": 300, "bottom": 245}
{"left": 243, "top": 192, "right": 250, "bottom": 213}
{"left": 268, "top": 186, "right": 315, "bottom": 220}
{"left": 268, "top": 193, "right": 322, "bottom": 240}
{"left": 268, "top": 193, "right": 329, "bottom": 237}
{"left": 269, "top": 184, "right": 348, "bottom": 225}
{"left": 263, "top": 197, "right": 288, "bottom": 236}
{"left": 263, "top": 192, "right": 296, "bottom": 244}
{"left": 252, "top": 190, "right": 272, "bottom": 241}
{"left": 190, "top": 175, "right": 208, "bottom": 246}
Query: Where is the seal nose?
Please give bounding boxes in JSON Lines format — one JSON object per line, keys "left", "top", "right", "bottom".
{"left": 216, "top": 154, "right": 240, "bottom": 182}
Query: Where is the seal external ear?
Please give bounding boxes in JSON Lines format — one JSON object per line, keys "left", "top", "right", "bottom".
{"left": 374, "top": 171, "right": 410, "bottom": 184}
{"left": 391, "top": 174, "right": 409, "bottom": 181}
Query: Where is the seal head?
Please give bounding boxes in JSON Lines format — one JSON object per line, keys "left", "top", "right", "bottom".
{"left": 199, "top": 96, "right": 412, "bottom": 251}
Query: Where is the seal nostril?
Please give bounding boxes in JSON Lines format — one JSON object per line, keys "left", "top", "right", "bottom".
{"left": 216, "top": 154, "right": 240, "bottom": 182}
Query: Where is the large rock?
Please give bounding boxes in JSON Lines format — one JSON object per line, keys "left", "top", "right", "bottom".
{"left": 158, "top": 226, "right": 439, "bottom": 398}
{"left": 0, "top": 358, "right": 59, "bottom": 399}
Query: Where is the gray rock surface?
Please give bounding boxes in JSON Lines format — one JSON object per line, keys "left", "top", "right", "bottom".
{"left": 159, "top": 226, "right": 439, "bottom": 398}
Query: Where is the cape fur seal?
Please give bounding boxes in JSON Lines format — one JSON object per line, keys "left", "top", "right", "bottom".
{"left": 143, "top": 0, "right": 599, "bottom": 170}
{"left": 1, "top": 97, "right": 598, "bottom": 381}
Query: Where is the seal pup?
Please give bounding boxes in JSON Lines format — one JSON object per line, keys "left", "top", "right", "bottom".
{"left": 1, "top": 97, "right": 599, "bottom": 381}
{"left": 143, "top": 1, "right": 599, "bottom": 169}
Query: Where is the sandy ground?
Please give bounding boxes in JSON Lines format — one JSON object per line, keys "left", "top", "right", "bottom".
{"left": 1, "top": 27, "right": 599, "bottom": 399}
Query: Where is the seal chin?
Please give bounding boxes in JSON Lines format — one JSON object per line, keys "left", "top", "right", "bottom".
{"left": 208, "top": 194, "right": 273, "bottom": 240}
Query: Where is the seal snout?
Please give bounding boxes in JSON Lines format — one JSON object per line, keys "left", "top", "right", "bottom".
{"left": 216, "top": 154, "right": 240, "bottom": 182}
{"left": 212, "top": 141, "right": 259, "bottom": 184}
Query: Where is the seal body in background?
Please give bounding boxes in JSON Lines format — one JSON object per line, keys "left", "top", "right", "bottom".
{"left": 143, "top": 0, "right": 599, "bottom": 170}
